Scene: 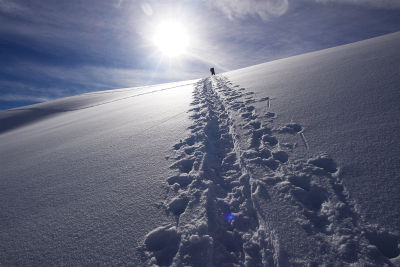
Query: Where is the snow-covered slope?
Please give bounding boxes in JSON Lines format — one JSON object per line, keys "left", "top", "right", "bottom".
{"left": 0, "top": 81, "right": 195, "bottom": 265}
{"left": 1, "top": 32, "right": 400, "bottom": 266}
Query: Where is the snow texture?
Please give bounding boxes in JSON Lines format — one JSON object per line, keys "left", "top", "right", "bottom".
{"left": 1, "top": 32, "right": 400, "bottom": 266}
{"left": 0, "top": 80, "right": 195, "bottom": 265}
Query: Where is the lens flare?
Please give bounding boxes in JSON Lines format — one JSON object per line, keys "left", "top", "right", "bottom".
{"left": 225, "top": 212, "right": 236, "bottom": 224}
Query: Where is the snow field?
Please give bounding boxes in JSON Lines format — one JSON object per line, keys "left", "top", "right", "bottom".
{"left": 0, "top": 82, "right": 195, "bottom": 265}
{"left": 143, "top": 76, "right": 399, "bottom": 266}
{"left": 1, "top": 32, "right": 400, "bottom": 266}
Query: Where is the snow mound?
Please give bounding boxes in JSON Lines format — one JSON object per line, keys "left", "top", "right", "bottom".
{"left": 144, "top": 225, "right": 180, "bottom": 266}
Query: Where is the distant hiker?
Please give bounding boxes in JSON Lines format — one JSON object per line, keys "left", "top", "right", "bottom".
{"left": 210, "top": 67, "right": 215, "bottom": 75}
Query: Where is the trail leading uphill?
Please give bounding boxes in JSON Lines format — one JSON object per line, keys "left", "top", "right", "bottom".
{"left": 143, "top": 76, "right": 399, "bottom": 266}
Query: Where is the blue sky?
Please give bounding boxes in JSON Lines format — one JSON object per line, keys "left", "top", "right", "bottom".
{"left": 1, "top": 0, "right": 400, "bottom": 110}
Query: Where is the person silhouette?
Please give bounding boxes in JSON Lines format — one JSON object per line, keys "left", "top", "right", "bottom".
{"left": 210, "top": 67, "right": 215, "bottom": 75}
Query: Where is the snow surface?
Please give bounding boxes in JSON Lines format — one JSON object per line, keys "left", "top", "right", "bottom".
{"left": 1, "top": 32, "right": 400, "bottom": 266}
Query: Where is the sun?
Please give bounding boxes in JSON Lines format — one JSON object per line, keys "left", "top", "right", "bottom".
{"left": 153, "top": 21, "right": 189, "bottom": 57}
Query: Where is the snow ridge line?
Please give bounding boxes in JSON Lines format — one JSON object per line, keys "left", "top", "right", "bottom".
{"left": 8, "top": 82, "right": 196, "bottom": 113}
{"left": 142, "top": 76, "right": 399, "bottom": 266}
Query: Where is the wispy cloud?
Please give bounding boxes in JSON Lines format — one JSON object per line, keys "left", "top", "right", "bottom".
{"left": 206, "top": 0, "right": 289, "bottom": 20}
{"left": 0, "top": 0, "right": 25, "bottom": 14}
{"left": 207, "top": 0, "right": 400, "bottom": 21}
{"left": 0, "top": 94, "right": 49, "bottom": 102}
{"left": 0, "top": 60, "right": 205, "bottom": 105}
{"left": 16, "top": 63, "right": 201, "bottom": 89}
{"left": 313, "top": 0, "right": 400, "bottom": 9}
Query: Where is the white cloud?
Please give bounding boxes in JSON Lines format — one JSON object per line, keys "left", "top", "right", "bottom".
{"left": 207, "top": 0, "right": 400, "bottom": 21}
{"left": 0, "top": 60, "right": 205, "bottom": 99}
{"left": 313, "top": 0, "right": 400, "bottom": 9}
{"left": 0, "top": 0, "right": 25, "bottom": 14}
{"left": 0, "top": 94, "right": 49, "bottom": 102}
{"left": 207, "top": 0, "right": 289, "bottom": 20}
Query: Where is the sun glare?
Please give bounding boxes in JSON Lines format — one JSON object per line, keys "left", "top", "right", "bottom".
{"left": 153, "top": 21, "right": 189, "bottom": 57}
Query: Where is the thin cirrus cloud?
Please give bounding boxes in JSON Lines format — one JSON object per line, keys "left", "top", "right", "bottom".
{"left": 208, "top": 0, "right": 400, "bottom": 21}
{"left": 0, "top": 94, "right": 49, "bottom": 102}
{"left": 0, "top": 0, "right": 24, "bottom": 13}
{"left": 313, "top": 0, "right": 400, "bottom": 9}
{"left": 207, "top": 0, "right": 290, "bottom": 20}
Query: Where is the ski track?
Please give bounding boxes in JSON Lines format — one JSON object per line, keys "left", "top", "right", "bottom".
{"left": 142, "top": 76, "right": 399, "bottom": 266}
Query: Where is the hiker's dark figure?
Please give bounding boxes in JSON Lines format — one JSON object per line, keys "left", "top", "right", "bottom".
{"left": 210, "top": 67, "right": 215, "bottom": 75}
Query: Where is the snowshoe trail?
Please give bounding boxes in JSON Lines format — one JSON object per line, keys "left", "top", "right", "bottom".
{"left": 143, "top": 76, "right": 399, "bottom": 266}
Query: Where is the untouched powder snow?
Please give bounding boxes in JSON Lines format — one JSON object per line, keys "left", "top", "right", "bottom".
{"left": 0, "top": 81, "right": 195, "bottom": 265}
{"left": 1, "top": 32, "right": 400, "bottom": 265}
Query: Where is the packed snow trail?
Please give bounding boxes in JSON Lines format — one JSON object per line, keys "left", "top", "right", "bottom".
{"left": 143, "top": 76, "right": 399, "bottom": 266}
